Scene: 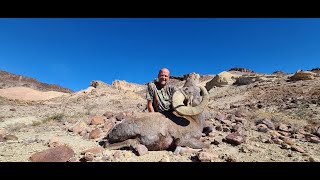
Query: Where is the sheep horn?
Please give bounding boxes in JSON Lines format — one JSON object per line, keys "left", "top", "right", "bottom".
{"left": 172, "top": 85, "right": 209, "bottom": 116}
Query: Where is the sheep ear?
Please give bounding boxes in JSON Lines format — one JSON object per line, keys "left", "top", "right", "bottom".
{"left": 172, "top": 86, "right": 208, "bottom": 116}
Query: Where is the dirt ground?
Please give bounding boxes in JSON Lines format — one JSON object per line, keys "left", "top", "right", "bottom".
{"left": 1, "top": 72, "right": 320, "bottom": 162}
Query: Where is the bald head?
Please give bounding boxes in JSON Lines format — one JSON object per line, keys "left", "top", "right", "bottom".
{"left": 157, "top": 68, "right": 170, "bottom": 87}
{"left": 158, "top": 68, "right": 170, "bottom": 76}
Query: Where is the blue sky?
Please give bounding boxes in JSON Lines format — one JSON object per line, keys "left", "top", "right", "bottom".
{"left": 0, "top": 18, "right": 319, "bottom": 91}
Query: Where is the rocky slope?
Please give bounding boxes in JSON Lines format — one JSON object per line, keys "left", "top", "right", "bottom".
{"left": 0, "top": 70, "right": 73, "bottom": 93}
{"left": 0, "top": 68, "right": 320, "bottom": 162}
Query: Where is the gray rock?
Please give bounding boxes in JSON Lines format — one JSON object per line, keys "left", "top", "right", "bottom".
{"left": 255, "top": 118, "right": 275, "bottom": 130}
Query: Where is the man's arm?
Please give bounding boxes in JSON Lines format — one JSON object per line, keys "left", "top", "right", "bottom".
{"left": 146, "top": 82, "right": 156, "bottom": 112}
{"left": 147, "top": 100, "right": 154, "bottom": 112}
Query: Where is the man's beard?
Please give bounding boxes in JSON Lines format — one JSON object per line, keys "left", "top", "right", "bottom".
{"left": 159, "top": 80, "right": 167, "bottom": 86}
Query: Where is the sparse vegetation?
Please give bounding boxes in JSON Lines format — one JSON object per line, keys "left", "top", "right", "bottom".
{"left": 247, "top": 109, "right": 309, "bottom": 127}
{"left": 31, "top": 113, "right": 65, "bottom": 126}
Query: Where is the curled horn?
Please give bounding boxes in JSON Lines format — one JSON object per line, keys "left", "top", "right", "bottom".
{"left": 172, "top": 85, "right": 209, "bottom": 116}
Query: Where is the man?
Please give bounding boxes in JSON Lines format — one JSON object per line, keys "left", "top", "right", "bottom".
{"left": 146, "top": 68, "right": 175, "bottom": 113}
{"left": 146, "top": 68, "right": 213, "bottom": 135}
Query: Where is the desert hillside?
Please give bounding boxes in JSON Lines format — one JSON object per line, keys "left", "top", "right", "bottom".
{"left": 0, "top": 70, "right": 73, "bottom": 93}
{"left": 0, "top": 67, "right": 320, "bottom": 162}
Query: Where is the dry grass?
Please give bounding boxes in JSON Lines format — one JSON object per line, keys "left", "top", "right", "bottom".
{"left": 246, "top": 109, "right": 309, "bottom": 127}
{"left": 31, "top": 113, "right": 65, "bottom": 126}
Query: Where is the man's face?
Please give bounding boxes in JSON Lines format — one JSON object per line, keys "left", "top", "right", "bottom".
{"left": 158, "top": 69, "right": 170, "bottom": 87}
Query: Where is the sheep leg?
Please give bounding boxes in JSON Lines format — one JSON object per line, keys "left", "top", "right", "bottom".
{"left": 176, "top": 138, "right": 209, "bottom": 149}
{"left": 173, "top": 146, "right": 202, "bottom": 155}
{"left": 104, "top": 138, "right": 140, "bottom": 150}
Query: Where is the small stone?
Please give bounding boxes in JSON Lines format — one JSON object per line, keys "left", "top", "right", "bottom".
{"left": 68, "top": 157, "right": 78, "bottom": 162}
{"left": 283, "top": 138, "right": 295, "bottom": 146}
{"left": 216, "top": 125, "right": 223, "bottom": 131}
{"left": 255, "top": 118, "right": 275, "bottom": 130}
{"left": 270, "top": 131, "right": 281, "bottom": 138}
{"left": 84, "top": 152, "right": 94, "bottom": 161}
{"left": 68, "top": 121, "right": 88, "bottom": 134}
{"left": 309, "top": 137, "right": 320, "bottom": 144}
{"left": 81, "top": 146, "right": 104, "bottom": 155}
{"left": 90, "top": 116, "right": 105, "bottom": 125}
{"left": 224, "top": 132, "right": 246, "bottom": 146}
{"left": 48, "top": 136, "right": 60, "bottom": 147}
{"left": 278, "top": 124, "right": 289, "bottom": 132}
{"left": 103, "top": 111, "right": 114, "bottom": 119}
{"left": 89, "top": 128, "right": 102, "bottom": 139}
{"left": 197, "top": 151, "right": 219, "bottom": 162}
{"left": 212, "top": 137, "right": 223, "bottom": 145}
{"left": 281, "top": 143, "right": 291, "bottom": 149}
{"left": 278, "top": 131, "right": 290, "bottom": 137}
{"left": 159, "top": 155, "right": 170, "bottom": 162}
{"left": 133, "top": 144, "right": 148, "bottom": 156}
{"left": 291, "top": 145, "right": 305, "bottom": 153}
{"left": 257, "top": 124, "right": 269, "bottom": 133}
{"left": 113, "top": 151, "right": 122, "bottom": 159}
{"left": 115, "top": 113, "right": 126, "bottom": 121}
{"left": 4, "top": 134, "right": 18, "bottom": 141}
{"left": 292, "top": 133, "right": 305, "bottom": 139}
{"left": 309, "top": 156, "right": 318, "bottom": 162}
{"left": 271, "top": 137, "right": 283, "bottom": 145}
{"left": 101, "top": 155, "right": 111, "bottom": 161}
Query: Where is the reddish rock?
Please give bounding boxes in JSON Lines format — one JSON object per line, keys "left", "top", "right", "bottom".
{"left": 90, "top": 116, "right": 105, "bottom": 125}
{"left": 224, "top": 132, "right": 246, "bottom": 146}
{"left": 89, "top": 128, "right": 102, "bottom": 139}
{"left": 30, "top": 145, "right": 74, "bottom": 162}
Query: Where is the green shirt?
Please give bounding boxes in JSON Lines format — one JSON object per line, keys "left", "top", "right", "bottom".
{"left": 146, "top": 80, "right": 175, "bottom": 112}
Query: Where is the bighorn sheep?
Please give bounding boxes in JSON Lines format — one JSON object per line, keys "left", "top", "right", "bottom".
{"left": 102, "top": 73, "right": 210, "bottom": 151}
